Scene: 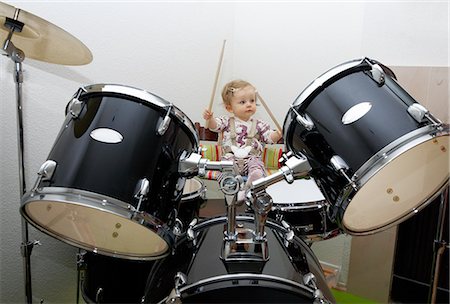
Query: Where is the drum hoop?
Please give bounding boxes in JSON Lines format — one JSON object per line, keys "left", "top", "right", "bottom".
{"left": 170, "top": 273, "right": 316, "bottom": 301}
{"left": 181, "top": 178, "right": 206, "bottom": 201}
{"left": 186, "top": 215, "right": 323, "bottom": 263}
{"left": 283, "top": 58, "right": 370, "bottom": 147}
{"left": 271, "top": 200, "right": 326, "bottom": 212}
{"left": 78, "top": 83, "right": 199, "bottom": 147}
{"left": 21, "top": 187, "right": 174, "bottom": 260}
{"left": 353, "top": 124, "right": 449, "bottom": 186}
{"left": 291, "top": 58, "right": 368, "bottom": 109}
{"left": 341, "top": 178, "right": 449, "bottom": 236}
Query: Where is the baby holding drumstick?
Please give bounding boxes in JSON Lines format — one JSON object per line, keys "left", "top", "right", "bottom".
{"left": 203, "top": 80, "right": 282, "bottom": 202}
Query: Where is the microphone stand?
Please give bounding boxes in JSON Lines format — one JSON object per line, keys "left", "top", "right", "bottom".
{"left": 2, "top": 12, "right": 39, "bottom": 304}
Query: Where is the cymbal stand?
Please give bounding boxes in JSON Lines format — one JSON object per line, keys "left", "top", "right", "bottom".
{"left": 428, "top": 186, "right": 449, "bottom": 303}
{"left": 2, "top": 11, "right": 39, "bottom": 304}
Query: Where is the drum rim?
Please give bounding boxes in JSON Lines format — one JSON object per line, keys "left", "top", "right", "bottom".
{"left": 291, "top": 58, "right": 366, "bottom": 109}
{"left": 341, "top": 178, "right": 449, "bottom": 236}
{"left": 21, "top": 186, "right": 174, "bottom": 260}
{"left": 282, "top": 57, "right": 374, "bottom": 144}
{"left": 76, "top": 83, "right": 199, "bottom": 148}
{"left": 163, "top": 273, "right": 316, "bottom": 303}
{"left": 271, "top": 199, "right": 326, "bottom": 211}
{"left": 337, "top": 125, "right": 449, "bottom": 235}
{"left": 181, "top": 178, "right": 206, "bottom": 201}
{"left": 353, "top": 124, "right": 449, "bottom": 186}
{"left": 163, "top": 216, "right": 328, "bottom": 304}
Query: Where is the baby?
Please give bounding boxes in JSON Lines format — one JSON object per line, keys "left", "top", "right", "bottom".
{"left": 203, "top": 79, "right": 282, "bottom": 201}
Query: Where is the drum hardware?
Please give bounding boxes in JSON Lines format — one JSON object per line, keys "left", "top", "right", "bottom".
{"left": 178, "top": 151, "right": 234, "bottom": 177}
{"left": 303, "top": 273, "right": 327, "bottom": 304}
{"left": 158, "top": 104, "right": 173, "bottom": 136}
{"left": 172, "top": 218, "right": 184, "bottom": 237}
{"left": 164, "top": 272, "right": 188, "bottom": 304}
{"left": 407, "top": 103, "right": 442, "bottom": 127}
{"left": 251, "top": 152, "right": 312, "bottom": 193}
{"left": 216, "top": 167, "right": 246, "bottom": 242}
{"left": 366, "top": 62, "right": 385, "bottom": 86}
{"left": 134, "top": 178, "right": 150, "bottom": 212}
{"left": 330, "top": 155, "right": 357, "bottom": 191}
{"left": 29, "top": 160, "right": 57, "bottom": 193}
{"left": 67, "top": 87, "right": 87, "bottom": 118}
{"left": 186, "top": 218, "right": 199, "bottom": 245}
{"left": 290, "top": 105, "right": 314, "bottom": 131}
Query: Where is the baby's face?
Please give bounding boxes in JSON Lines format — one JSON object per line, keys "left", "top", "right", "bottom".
{"left": 226, "top": 85, "right": 257, "bottom": 121}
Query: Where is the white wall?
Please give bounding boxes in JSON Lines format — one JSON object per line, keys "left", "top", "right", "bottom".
{"left": 1, "top": 1, "right": 448, "bottom": 303}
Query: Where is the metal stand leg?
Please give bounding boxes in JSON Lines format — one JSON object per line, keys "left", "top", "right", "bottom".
{"left": 14, "top": 58, "right": 36, "bottom": 304}
{"left": 428, "top": 186, "right": 449, "bottom": 303}
{"left": 3, "top": 17, "right": 36, "bottom": 302}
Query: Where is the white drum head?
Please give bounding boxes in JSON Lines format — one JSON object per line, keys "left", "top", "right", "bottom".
{"left": 266, "top": 178, "right": 325, "bottom": 205}
{"left": 182, "top": 178, "right": 203, "bottom": 196}
{"left": 23, "top": 199, "right": 169, "bottom": 259}
{"left": 343, "top": 134, "right": 449, "bottom": 233}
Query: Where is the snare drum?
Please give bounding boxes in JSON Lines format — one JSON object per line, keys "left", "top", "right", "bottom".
{"left": 266, "top": 178, "right": 340, "bottom": 242}
{"left": 284, "top": 58, "right": 449, "bottom": 235}
{"left": 21, "top": 84, "right": 199, "bottom": 260}
{"left": 142, "top": 216, "right": 335, "bottom": 303}
{"left": 177, "top": 177, "right": 206, "bottom": 227}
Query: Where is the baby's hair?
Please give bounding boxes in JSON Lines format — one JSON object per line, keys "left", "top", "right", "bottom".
{"left": 221, "top": 80, "right": 256, "bottom": 106}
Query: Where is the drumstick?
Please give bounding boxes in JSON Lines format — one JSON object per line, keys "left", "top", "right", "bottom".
{"left": 206, "top": 40, "right": 227, "bottom": 128}
{"left": 256, "top": 92, "right": 282, "bottom": 133}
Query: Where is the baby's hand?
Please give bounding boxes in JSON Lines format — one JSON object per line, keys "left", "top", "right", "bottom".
{"left": 203, "top": 109, "right": 213, "bottom": 120}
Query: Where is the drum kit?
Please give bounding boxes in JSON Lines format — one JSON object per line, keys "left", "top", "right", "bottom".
{"left": 2, "top": 2, "right": 449, "bottom": 304}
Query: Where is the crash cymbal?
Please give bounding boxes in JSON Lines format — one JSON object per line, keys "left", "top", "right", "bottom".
{"left": 0, "top": 2, "right": 92, "bottom": 65}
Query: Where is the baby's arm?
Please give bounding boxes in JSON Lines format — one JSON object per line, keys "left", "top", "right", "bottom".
{"left": 270, "top": 129, "right": 283, "bottom": 143}
{"left": 203, "top": 109, "right": 218, "bottom": 130}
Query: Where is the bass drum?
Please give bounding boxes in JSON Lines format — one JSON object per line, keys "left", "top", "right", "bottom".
{"left": 266, "top": 178, "right": 340, "bottom": 242}
{"left": 142, "top": 216, "right": 335, "bottom": 303}
{"left": 21, "top": 84, "right": 199, "bottom": 260}
{"left": 284, "top": 58, "right": 449, "bottom": 235}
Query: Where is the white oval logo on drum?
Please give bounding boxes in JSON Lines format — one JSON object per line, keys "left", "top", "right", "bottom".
{"left": 342, "top": 102, "right": 372, "bottom": 125}
{"left": 90, "top": 128, "right": 123, "bottom": 144}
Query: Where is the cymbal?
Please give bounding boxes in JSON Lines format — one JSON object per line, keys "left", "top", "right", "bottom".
{"left": 0, "top": 2, "right": 92, "bottom": 65}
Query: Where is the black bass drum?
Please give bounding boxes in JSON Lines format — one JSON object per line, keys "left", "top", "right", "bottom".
{"left": 284, "top": 58, "right": 449, "bottom": 235}
{"left": 142, "top": 216, "right": 335, "bottom": 303}
{"left": 21, "top": 84, "right": 199, "bottom": 260}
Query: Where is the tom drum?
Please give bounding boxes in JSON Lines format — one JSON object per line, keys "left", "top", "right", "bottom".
{"left": 284, "top": 58, "right": 449, "bottom": 235}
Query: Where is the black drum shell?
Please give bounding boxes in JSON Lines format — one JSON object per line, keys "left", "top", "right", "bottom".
{"left": 81, "top": 252, "right": 154, "bottom": 303}
{"left": 41, "top": 89, "right": 198, "bottom": 223}
{"left": 143, "top": 217, "right": 335, "bottom": 303}
{"left": 283, "top": 59, "right": 432, "bottom": 220}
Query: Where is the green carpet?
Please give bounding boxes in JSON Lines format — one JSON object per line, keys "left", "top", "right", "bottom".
{"left": 331, "top": 288, "right": 379, "bottom": 304}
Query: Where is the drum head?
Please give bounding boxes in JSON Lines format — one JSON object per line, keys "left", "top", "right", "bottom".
{"left": 266, "top": 178, "right": 325, "bottom": 205}
{"left": 22, "top": 192, "right": 170, "bottom": 260}
{"left": 343, "top": 133, "right": 449, "bottom": 233}
{"left": 182, "top": 178, "right": 204, "bottom": 200}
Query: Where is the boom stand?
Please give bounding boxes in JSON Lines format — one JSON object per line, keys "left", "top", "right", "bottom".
{"left": 2, "top": 14, "right": 39, "bottom": 304}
